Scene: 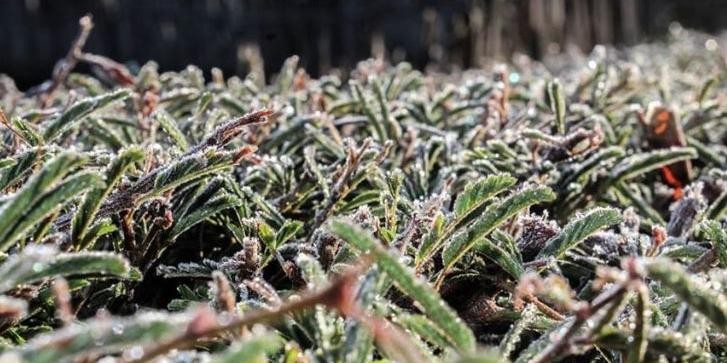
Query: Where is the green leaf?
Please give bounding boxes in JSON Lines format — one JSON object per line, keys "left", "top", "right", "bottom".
{"left": 416, "top": 174, "right": 516, "bottom": 268}
{"left": 396, "top": 313, "right": 451, "bottom": 350}
{"left": 72, "top": 146, "right": 144, "bottom": 247}
{"left": 276, "top": 55, "right": 299, "bottom": 94}
{"left": 170, "top": 194, "right": 243, "bottom": 238}
{"left": 563, "top": 146, "right": 625, "bottom": 186}
{"left": 43, "top": 89, "right": 131, "bottom": 141}
{"left": 537, "top": 207, "right": 622, "bottom": 260}
{"left": 707, "top": 191, "right": 727, "bottom": 223}
{"left": 499, "top": 305, "right": 537, "bottom": 358}
{"left": 697, "top": 76, "right": 718, "bottom": 107}
{"left": 373, "top": 79, "right": 400, "bottom": 139}
{"left": 9, "top": 310, "right": 186, "bottom": 363}
{"left": 296, "top": 253, "right": 326, "bottom": 285}
{"left": 454, "top": 174, "right": 517, "bottom": 223}
{"left": 515, "top": 318, "right": 576, "bottom": 363}
{"left": 341, "top": 267, "right": 385, "bottom": 363}
{"left": 11, "top": 116, "right": 44, "bottom": 146}
{"left": 614, "top": 182, "right": 666, "bottom": 225}
{"left": 473, "top": 237, "right": 524, "bottom": 279}
{"left": 442, "top": 185, "right": 555, "bottom": 273}
{"left": 352, "top": 80, "right": 387, "bottom": 142}
{"left": 212, "top": 334, "right": 283, "bottom": 363}
{"left": 647, "top": 258, "right": 727, "bottom": 330}
{"left": 154, "top": 110, "right": 190, "bottom": 151}
{"left": 593, "top": 326, "right": 712, "bottom": 362}
{"left": 699, "top": 220, "right": 727, "bottom": 267}
{"left": 3, "top": 171, "right": 103, "bottom": 248}
{"left": 257, "top": 220, "right": 276, "bottom": 251}
{"left": 609, "top": 147, "right": 697, "bottom": 183}
{"left": 0, "top": 152, "right": 103, "bottom": 251}
{"left": 687, "top": 135, "right": 726, "bottom": 168}
{"left": 304, "top": 146, "right": 331, "bottom": 199}
{"left": 276, "top": 220, "right": 303, "bottom": 245}
{"left": 547, "top": 79, "right": 566, "bottom": 134}
{"left": 626, "top": 287, "right": 649, "bottom": 363}
{"left": 0, "top": 147, "right": 44, "bottom": 191}
{"left": 453, "top": 353, "right": 507, "bottom": 363}
{"left": 330, "top": 220, "right": 476, "bottom": 353}
{"left": 0, "top": 152, "right": 86, "bottom": 249}
{"left": 77, "top": 219, "right": 118, "bottom": 250}
{"left": 0, "top": 246, "right": 131, "bottom": 293}
{"left": 152, "top": 149, "right": 237, "bottom": 197}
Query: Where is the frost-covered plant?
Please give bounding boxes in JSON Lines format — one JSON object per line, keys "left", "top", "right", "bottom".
{"left": 0, "top": 15, "right": 726, "bottom": 363}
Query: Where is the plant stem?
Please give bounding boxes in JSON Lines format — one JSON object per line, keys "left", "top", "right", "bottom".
{"left": 127, "top": 262, "right": 366, "bottom": 363}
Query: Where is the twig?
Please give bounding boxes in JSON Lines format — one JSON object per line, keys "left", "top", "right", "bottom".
{"left": 688, "top": 247, "right": 717, "bottom": 273}
{"left": 307, "top": 137, "right": 373, "bottom": 239}
{"left": 0, "top": 106, "right": 30, "bottom": 146}
{"left": 52, "top": 278, "right": 73, "bottom": 326}
{"left": 530, "top": 284, "right": 627, "bottom": 363}
{"left": 78, "top": 52, "right": 135, "bottom": 86}
{"left": 127, "top": 260, "right": 369, "bottom": 363}
{"left": 527, "top": 296, "right": 566, "bottom": 321}
{"left": 37, "top": 15, "right": 94, "bottom": 108}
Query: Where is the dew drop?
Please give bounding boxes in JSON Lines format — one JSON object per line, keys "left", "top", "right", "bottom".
{"left": 111, "top": 323, "right": 124, "bottom": 335}
{"left": 706, "top": 39, "right": 718, "bottom": 51}
{"left": 123, "top": 346, "right": 144, "bottom": 360}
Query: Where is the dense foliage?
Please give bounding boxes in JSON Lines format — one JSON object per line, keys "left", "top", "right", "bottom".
{"left": 0, "top": 17, "right": 726, "bottom": 362}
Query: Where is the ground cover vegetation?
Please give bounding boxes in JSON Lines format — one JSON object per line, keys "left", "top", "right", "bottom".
{"left": 0, "top": 16, "right": 726, "bottom": 363}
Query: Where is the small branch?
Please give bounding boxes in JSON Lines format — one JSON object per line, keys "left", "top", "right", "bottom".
{"left": 530, "top": 283, "right": 628, "bottom": 363}
{"left": 119, "top": 210, "right": 138, "bottom": 258}
{"left": 527, "top": 296, "right": 566, "bottom": 321}
{"left": 78, "top": 52, "right": 135, "bottom": 86}
{"left": 52, "top": 278, "right": 73, "bottom": 326}
{"left": 307, "top": 137, "right": 373, "bottom": 239}
{"left": 127, "top": 261, "right": 368, "bottom": 363}
{"left": 0, "top": 106, "right": 30, "bottom": 147}
{"left": 185, "top": 109, "right": 275, "bottom": 156}
{"left": 688, "top": 247, "right": 717, "bottom": 273}
{"left": 37, "top": 15, "right": 94, "bottom": 108}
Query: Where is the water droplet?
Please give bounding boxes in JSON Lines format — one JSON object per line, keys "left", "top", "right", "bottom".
{"left": 706, "top": 39, "right": 718, "bottom": 51}
{"left": 218, "top": 313, "right": 233, "bottom": 326}
{"left": 669, "top": 22, "right": 683, "bottom": 36}
{"left": 111, "top": 323, "right": 124, "bottom": 335}
{"left": 123, "top": 346, "right": 144, "bottom": 360}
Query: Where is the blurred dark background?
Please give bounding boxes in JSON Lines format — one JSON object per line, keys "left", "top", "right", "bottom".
{"left": 2, "top": 0, "right": 727, "bottom": 90}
